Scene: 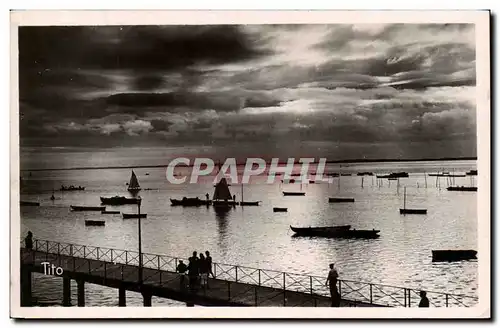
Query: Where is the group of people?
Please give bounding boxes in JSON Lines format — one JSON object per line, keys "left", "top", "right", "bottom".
{"left": 176, "top": 250, "right": 214, "bottom": 291}
{"left": 325, "top": 263, "right": 430, "bottom": 307}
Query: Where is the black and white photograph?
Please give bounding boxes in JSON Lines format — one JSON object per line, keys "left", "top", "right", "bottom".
{"left": 10, "top": 10, "right": 490, "bottom": 319}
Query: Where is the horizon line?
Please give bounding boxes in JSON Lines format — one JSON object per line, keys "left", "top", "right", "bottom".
{"left": 19, "top": 156, "right": 477, "bottom": 172}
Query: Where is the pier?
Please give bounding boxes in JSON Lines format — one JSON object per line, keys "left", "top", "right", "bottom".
{"left": 20, "top": 239, "right": 477, "bottom": 308}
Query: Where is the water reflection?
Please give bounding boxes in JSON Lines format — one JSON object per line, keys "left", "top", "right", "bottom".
{"left": 214, "top": 205, "right": 232, "bottom": 253}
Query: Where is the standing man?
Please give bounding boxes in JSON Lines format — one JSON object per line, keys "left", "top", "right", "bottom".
{"left": 418, "top": 291, "right": 430, "bottom": 307}
{"left": 325, "top": 263, "right": 340, "bottom": 307}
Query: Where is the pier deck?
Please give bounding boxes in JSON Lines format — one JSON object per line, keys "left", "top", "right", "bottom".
{"left": 19, "top": 239, "right": 478, "bottom": 307}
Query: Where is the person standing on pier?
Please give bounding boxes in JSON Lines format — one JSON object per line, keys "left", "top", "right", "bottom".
{"left": 418, "top": 291, "right": 430, "bottom": 307}
{"left": 24, "top": 231, "right": 33, "bottom": 250}
{"left": 188, "top": 251, "right": 200, "bottom": 291}
{"left": 325, "top": 263, "right": 340, "bottom": 307}
{"left": 199, "top": 253, "right": 208, "bottom": 289}
{"left": 176, "top": 260, "right": 188, "bottom": 290}
{"left": 205, "top": 251, "right": 214, "bottom": 278}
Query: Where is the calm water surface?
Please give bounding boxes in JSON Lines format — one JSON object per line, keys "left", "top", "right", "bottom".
{"left": 19, "top": 160, "right": 478, "bottom": 306}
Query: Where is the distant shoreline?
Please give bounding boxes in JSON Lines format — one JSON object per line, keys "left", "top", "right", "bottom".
{"left": 19, "top": 156, "right": 477, "bottom": 172}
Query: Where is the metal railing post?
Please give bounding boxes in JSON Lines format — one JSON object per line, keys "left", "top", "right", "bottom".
{"left": 370, "top": 283, "right": 373, "bottom": 304}
{"left": 258, "top": 269, "right": 261, "bottom": 286}
{"left": 125, "top": 252, "right": 128, "bottom": 264}
{"left": 57, "top": 243, "right": 60, "bottom": 255}
{"left": 446, "top": 294, "right": 449, "bottom": 307}
{"left": 235, "top": 266, "right": 238, "bottom": 282}
{"left": 283, "top": 272, "right": 286, "bottom": 289}
{"left": 283, "top": 272, "right": 286, "bottom": 306}
{"left": 111, "top": 249, "right": 113, "bottom": 263}
{"left": 408, "top": 289, "right": 411, "bottom": 307}
{"left": 157, "top": 256, "right": 161, "bottom": 270}
{"left": 339, "top": 280, "right": 342, "bottom": 299}
{"left": 83, "top": 246, "right": 86, "bottom": 258}
{"left": 70, "top": 244, "right": 73, "bottom": 257}
{"left": 404, "top": 289, "right": 407, "bottom": 307}
{"left": 97, "top": 247, "right": 99, "bottom": 260}
{"left": 310, "top": 276, "right": 313, "bottom": 294}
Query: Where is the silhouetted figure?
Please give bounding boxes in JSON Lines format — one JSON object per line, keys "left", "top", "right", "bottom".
{"left": 205, "top": 251, "right": 214, "bottom": 278}
{"left": 233, "top": 195, "right": 236, "bottom": 202}
{"left": 205, "top": 193, "right": 209, "bottom": 201}
{"left": 325, "top": 263, "right": 340, "bottom": 307}
{"left": 418, "top": 291, "right": 429, "bottom": 307}
{"left": 24, "top": 231, "right": 33, "bottom": 250}
{"left": 188, "top": 251, "right": 199, "bottom": 291}
{"left": 176, "top": 260, "right": 188, "bottom": 290}
{"left": 199, "top": 253, "right": 208, "bottom": 289}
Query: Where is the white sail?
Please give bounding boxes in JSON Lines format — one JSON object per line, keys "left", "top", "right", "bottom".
{"left": 128, "top": 170, "right": 141, "bottom": 191}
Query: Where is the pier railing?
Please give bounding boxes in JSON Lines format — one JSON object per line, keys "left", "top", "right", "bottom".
{"left": 22, "top": 239, "right": 478, "bottom": 307}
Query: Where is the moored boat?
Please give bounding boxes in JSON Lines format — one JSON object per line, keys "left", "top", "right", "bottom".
{"left": 290, "top": 225, "right": 379, "bottom": 239}
{"left": 399, "top": 187, "right": 427, "bottom": 215}
{"left": 102, "top": 210, "right": 120, "bottom": 214}
{"left": 170, "top": 197, "right": 211, "bottom": 206}
{"left": 60, "top": 185, "right": 85, "bottom": 191}
{"left": 357, "top": 172, "right": 373, "bottom": 176}
{"left": 283, "top": 191, "right": 306, "bottom": 196}
{"left": 466, "top": 170, "right": 478, "bottom": 176}
{"left": 127, "top": 170, "right": 141, "bottom": 193}
{"left": 432, "top": 250, "right": 477, "bottom": 262}
{"left": 70, "top": 205, "right": 106, "bottom": 211}
{"left": 20, "top": 201, "right": 40, "bottom": 206}
{"left": 100, "top": 196, "right": 141, "bottom": 205}
{"left": 377, "top": 172, "right": 409, "bottom": 179}
{"left": 85, "top": 220, "right": 105, "bottom": 226}
{"left": 273, "top": 207, "right": 288, "bottom": 212}
{"left": 122, "top": 213, "right": 147, "bottom": 219}
{"left": 240, "top": 201, "right": 260, "bottom": 206}
{"left": 329, "top": 197, "right": 355, "bottom": 203}
{"left": 447, "top": 186, "right": 477, "bottom": 192}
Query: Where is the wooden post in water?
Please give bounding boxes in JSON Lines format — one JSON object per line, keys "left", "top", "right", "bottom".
{"left": 361, "top": 177, "right": 364, "bottom": 189}
{"left": 403, "top": 187, "right": 406, "bottom": 211}
{"left": 424, "top": 171, "right": 427, "bottom": 188}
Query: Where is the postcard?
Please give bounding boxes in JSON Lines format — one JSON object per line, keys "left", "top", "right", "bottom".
{"left": 10, "top": 10, "right": 490, "bottom": 319}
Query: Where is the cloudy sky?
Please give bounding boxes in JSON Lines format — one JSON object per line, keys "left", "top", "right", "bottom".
{"left": 19, "top": 24, "right": 477, "bottom": 163}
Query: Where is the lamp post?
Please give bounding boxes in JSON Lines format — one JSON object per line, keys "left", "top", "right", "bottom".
{"left": 137, "top": 196, "right": 143, "bottom": 284}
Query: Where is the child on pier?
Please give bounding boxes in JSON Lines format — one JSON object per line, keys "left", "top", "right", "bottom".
{"left": 176, "top": 260, "right": 188, "bottom": 290}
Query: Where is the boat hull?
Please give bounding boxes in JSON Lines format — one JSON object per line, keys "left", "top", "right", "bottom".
{"left": 240, "top": 201, "right": 260, "bottom": 206}
{"left": 329, "top": 197, "right": 355, "bottom": 203}
{"left": 122, "top": 213, "right": 147, "bottom": 219}
{"left": 432, "top": 250, "right": 477, "bottom": 262}
{"left": 70, "top": 206, "right": 106, "bottom": 211}
{"left": 20, "top": 201, "right": 40, "bottom": 206}
{"left": 273, "top": 207, "right": 288, "bottom": 212}
{"left": 170, "top": 198, "right": 211, "bottom": 206}
{"left": 85, "top": 220, "right": 105, "bottom": 226}
{"left": 102, "top": 210, "right": 120, "bottom": 214}
{"left": 283, "top": 192, "right": 305, "bottom": 196}
{"left": 290, "top": 225, "right": 379, "bottom": 239}
{"left": 100, "top": 196, "right": 140, "bottom": 205}
{"left": 447, "top": 186, "right": 477, "bottom": 191}
{"left": 400, "top": 209, "right": 427, "bottom": 214}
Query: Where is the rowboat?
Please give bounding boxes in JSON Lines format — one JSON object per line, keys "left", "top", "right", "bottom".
{"left": 240, "top": 201, "right": 260, "bottom": 206}
{"left": 329, "top": 197, "right": 355, "bottom": 203}
{"left": 446, "top": 186, "right": 477, "bottom": 192}
{"left": 432, "top": 250, "right": 477, "bottom": 262}
{"left": 70, "top": 205, "right": 106, "bottom": 211}
{"left": 20, "top": 201, "right": 40, "bottom": 206}
{"left": 290, "top": 225, "right": 380, "bottom": 239}
{"left": 273, "top": 207, "right": 288, "bottom": 212}
{"left": 170, "top": 197, "right": 211, "bottom": 206}
{"left": 122, "top": 213, "right": 147, "bottom": 219}
{"left": 283, "top": 191, "right": 305, "bottom": 196}
{"left": 85, "top": 220, "right": 105, "bottom": 226}
{"left": 102, "top": 210, "right": 120, "bottom": 214}
{"left": 101, "top": 196, "right": 140, "bottom": 205}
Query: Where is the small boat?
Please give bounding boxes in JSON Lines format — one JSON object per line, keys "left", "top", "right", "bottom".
{"left": 100, "top": 196, "right": 140, "bottom": 205}
{"left": 70, "top": 205, "right": 106, "bottom": 211}
{"left": 466, "top": 170, "right": 478, "bottom": 176}
{"left": 145, "top": 172, "right": 150, "bottom": 176}
{"left": 290, "top": 225, "right": 379, "bottom": 239}
{"left": 309, "top": 180, "right": 316, "bottom": 184}
{"left": 60, "top": 185, "right": 85, "bottom": 191}
{"left": 85, "top": 220, "right": 105, "bottom": 226}
{"left": 399, "top": 187, "right": 427, "bottom": 215}
{"left": 340, "top": 173, "right": 351, "bottom": 176}
{"left": 329, "top": 197, "right": 355, "bottom": 203}
{"left": 240, "top": 201, "right": 260, "bottom": 206}
{"left": 273, "top": 207, "right": 288, "bottom": 212}
{"left": 377, "top": 172, "right": 409, "bottom": 179}
{"left": 357, "top": 172, "right": 373, "bottom": 176}
{"left": 170, "top": 197, "right": 211, "bottom": 206}
{"left": 283, "top": 191, "right": 305, "bottom": 196}
{"left": 212, "top": 177, "right": 237, "bottom": 207}
{"left": 127, "top": 170, "right": 141, "bottom": 193}
{"left": 122, "top": 213, "right": 147, "bottom": 219}
{"left": 432, "top": 250, "right": 477, "bottom": 262}
{"left": 102, "top": 210, "right": 120, "bottom": 214}
{"left": 447, "top": 186, "right": 478, "bottom": 192}
{"left": 429, "top": 172, "right": 466, "bottom": 177}
{"left": 20, "top": 201, "right": 40, "bottom": 206}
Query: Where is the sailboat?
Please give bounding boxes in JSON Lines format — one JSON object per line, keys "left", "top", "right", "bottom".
{"left": 127, "top": 170, "right": 141, "bottom": 193}
{"left": 399, "top": 187, "right": 427, "bottom": 215}
{"left": 212, "top": 177, "right": 238, "bottom": 206}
